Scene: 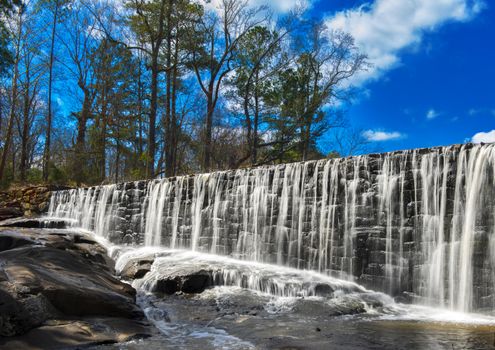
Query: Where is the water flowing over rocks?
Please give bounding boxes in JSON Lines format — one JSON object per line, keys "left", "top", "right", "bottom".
{"left": 116, "top": 249, "right": 370, "bottom": 299}
{"left": 105, "top": 247, "right": 405, "bottom": 349}
{"left": 0, "top": 226, "right": 152, "bottom": 349}
{"left": 48, "top": 143, "right": 495, "bottom": 313}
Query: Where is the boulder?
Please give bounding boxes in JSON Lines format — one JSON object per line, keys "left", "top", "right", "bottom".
{"left": 0, "top": 228, "right": 115, "bottom": 271}
{"left": 313, "top": 283, "right": 335, "bottom": 296}
{"left": 0, "top": 246, "right": 141, "bottom": 319}
{"left": 120, "top": 258, "right": 155, "bottom": 280}
{"left": 0, "top": 227, "right": 153, "bottom": 347}
{"left": 154, "top": 268, "right": 214, "bottom": 295}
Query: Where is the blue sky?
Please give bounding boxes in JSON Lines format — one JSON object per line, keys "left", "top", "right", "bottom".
{"left": 302, "top": 0, "right": 495, "bottom": 153}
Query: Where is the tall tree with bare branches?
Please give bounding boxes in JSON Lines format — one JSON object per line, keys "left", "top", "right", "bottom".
{"left": 189, "top": 0, "right": 268, "bottom": 171}
{"left": 41, "top": 0, "right": 71, "bottom": 181}
{"left": 0, "top": 4, "right": 24, "bottom": 183}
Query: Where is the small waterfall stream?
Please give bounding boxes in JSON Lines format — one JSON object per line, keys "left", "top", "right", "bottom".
{"left": 48, "top": 143, "right": 495, "bottom": 313}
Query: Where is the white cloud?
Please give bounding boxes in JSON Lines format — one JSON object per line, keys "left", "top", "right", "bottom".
{"left": 362, "top": 129, "right": 404, "bottom": 141}
{"left": 200, "top": 0, "right": 307, "bottom": 14}
{"left": 326, "top": 0, "right": 485, "bottom": 85}
{"left": 252, "top": 0, "right": 308, "bottom": 12}
{"left": 426, "top": 109, "right": 440, "bottom": 120}
{"left": 469, "top": 108, "right": 480, "bottom": 116}
{"left": 468, "top": 108, "right": 495, "bottom": 117}
{"left": 472, "top": 130, "right": 495, "bottom": 143}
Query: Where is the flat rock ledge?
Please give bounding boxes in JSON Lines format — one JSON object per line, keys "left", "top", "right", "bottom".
{"left": 0, "top": 217, "right": 73, "bottom": 229}
{"left": 0, "top": 225, "right": 154, "bottom": 349}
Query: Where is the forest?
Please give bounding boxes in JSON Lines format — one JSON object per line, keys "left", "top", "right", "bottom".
{"left": 0, "top": 0, "right": 370, "bottom": 188}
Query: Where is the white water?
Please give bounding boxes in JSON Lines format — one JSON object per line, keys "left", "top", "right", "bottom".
{"left": 57, "top": 225, "right": 495, "bottom": 328}
{"left": 107, "top": 241, "right": 495, "bottom": 326}
{"left": 48, "top": 143, "right": 495, "bottom": 313}
{"left": 115, "top": 247, "right": 384, "bottom": 299}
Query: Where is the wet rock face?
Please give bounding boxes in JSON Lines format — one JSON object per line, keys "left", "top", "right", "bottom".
{"left": 0, "top": 227, "right": 152, "bottom": 348}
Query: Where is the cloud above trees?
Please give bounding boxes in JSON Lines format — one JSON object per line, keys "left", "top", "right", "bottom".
{"left": 325, "top": 0, "right": 485, "bottom": 86}
{"left": 200, "top": 0, "right": 309, "bottom": 13}
{"left": 363, "top": 129, "right": 404, "bottom": 142}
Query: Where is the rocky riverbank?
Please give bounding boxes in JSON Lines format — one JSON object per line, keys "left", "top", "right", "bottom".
{"left": 0, "top": 223, "right": 154, "bottom": 349}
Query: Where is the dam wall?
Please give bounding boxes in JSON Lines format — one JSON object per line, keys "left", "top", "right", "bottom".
{"left": 48, "top": 143, "right": 495, "bottom": 313}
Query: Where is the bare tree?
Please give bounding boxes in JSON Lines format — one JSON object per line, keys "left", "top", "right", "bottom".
{"left": 42, "top": 0, "right": 69, "bottom": 181}
{"left": 189, "top": 0, "right": 268, "bottom": 171}
{"left": 58, "top": 1, "right": 99, "bottom": 184}
{"left": 329, "top": 127, "right": 375, "bottom": 157}
{"left": 260, "top": 23, "right": 368, "bottom": 164}
{"left": 18, "top": 17, "right": 44, "bottom": 182}
{"left": 227, "top": 11, "right": 300, "bottom": 167}
{"left": 124, "top": 0, "right": 169, "bottom": 179}
{"left": 0, "top": 5, "right": 23, "bottom": 182}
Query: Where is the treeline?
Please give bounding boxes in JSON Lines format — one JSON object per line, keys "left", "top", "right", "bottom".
{"left": 0, "top": 0, "right": 369, "bottom": 188}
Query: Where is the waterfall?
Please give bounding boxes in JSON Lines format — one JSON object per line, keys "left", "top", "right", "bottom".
{"left": 47, "top": 143, "right": 495, "bottom": 313}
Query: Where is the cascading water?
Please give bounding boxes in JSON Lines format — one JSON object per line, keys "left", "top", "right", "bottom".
{"left": 48, "top": 143, "right": 495, "bottom": 313}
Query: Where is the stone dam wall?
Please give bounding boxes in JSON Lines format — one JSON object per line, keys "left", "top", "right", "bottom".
{"left": 48, "top": 143, "right": 495, "bottom": 313}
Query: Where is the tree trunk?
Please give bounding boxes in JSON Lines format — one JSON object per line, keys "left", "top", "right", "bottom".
{"left": 98, "top": 42, "right": 109, "bottom": 182}
{"left": 11, "top": 145, "right": 16, "bottom": 180}
{"left": 0, "top": 92, "right": 3, "bottom": 135}
{"left": 243, "top": 85, "right": 252, "bottom": 165}
{"left": 163, "top": 0, "right": 173, "bottom": 178}
{"left": 73, "top": 91, "right": 91, "bottom": 185}
{"left": 170, "top": 42, "right": 179, "bottom": 176}
{"left": 252, "top": 70, "right": 260, "bottom": 165}
{"left": 137, "top": 58, "right": 144, "bottom": 159}
{"left": 202, "top": 34, "right": 217, "bottom": 173}
{"left": 203, "top": 89, "right": 214, "bottom": 172}
{"left": 43, "top": 0, "right": 59, "bottom": 182}
{"left": 115, "top": 126, "right": 120, "bottom": 183}
{"left": 99, "top": 104, "right": 107, "bottom": 182}
{"left": 148, "top": 52, "right": 159, "bottom": 179}
{"left": 0, "top": 80, "right": 17, "bottom": 182}
{"left": 20, "top": 76, "right": 30, "bottom": 182}
{"left": 0, "top": 10, "right": 22, "bottom": 183}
